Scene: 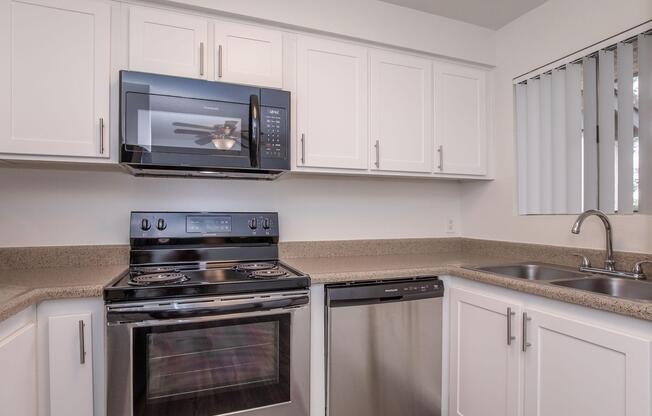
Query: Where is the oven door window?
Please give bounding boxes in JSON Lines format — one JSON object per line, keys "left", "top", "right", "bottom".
{"left": 132, "top": 314, "right": 291, "bottom": 416}
{"left": 124, "top": 92, "right": 250, "bottom": 156}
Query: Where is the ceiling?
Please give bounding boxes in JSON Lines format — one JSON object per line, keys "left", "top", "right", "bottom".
{"left": 379, "top": 0, "right": 548, "bottom": 30}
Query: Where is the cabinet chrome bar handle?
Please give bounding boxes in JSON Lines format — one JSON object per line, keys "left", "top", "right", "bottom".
{"left": 99, "top": 117, "right": 105, "bottom": 155}
{"left": 437, "top": 145, "right": 443, "bottom": 171}
{"left": 507, "top": 307, "right": 516, "bottom": 346}
{"left": 218, "top": 44, "right": 223, "bottom": 78}
{"left": 374, "top": 140, "right": 380, "bottom": 168}
{"left": 78, "top": 320, "right": 86, "bottom": 365}
{"left": 300, "top": 133, "right": 306, "bottom": 164}
{"left": 522, "top": 312, "right": 532, "bottom": 352}
{"left": 200, "top": 42, "right": 205, "bottom": 76}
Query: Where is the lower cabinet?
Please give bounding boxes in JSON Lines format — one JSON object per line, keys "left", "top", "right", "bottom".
{"left": 523, "top": 308, "right": 650, "bottom": 416}
{"left": 37, "top": 298, "right": 105, "bottom": 416}
{"left": 448, "top": 288, "right": 521, "bottom": 416}
{"left": 0, "top": 308, "right": 38, "bottom": 416}
{"left": 447, "top": 280, "right": 652, "bottom": 416}
{"left": 47, "top": 313, "right": 94, "bottom": 416}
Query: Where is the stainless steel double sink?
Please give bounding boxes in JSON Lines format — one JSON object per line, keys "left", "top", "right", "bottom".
{"left": 469, "top": 263, "right": 652, "bottom": 302}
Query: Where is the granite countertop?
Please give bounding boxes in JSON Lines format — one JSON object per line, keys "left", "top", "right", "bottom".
{"left": 1, "top": 239, "right": 651, "bottom": 323}
{"left": 0, "top": 265, "right": 127, "bottom": 322}
{"left": 284, "top": 253, "right": 652, "bottom": 321}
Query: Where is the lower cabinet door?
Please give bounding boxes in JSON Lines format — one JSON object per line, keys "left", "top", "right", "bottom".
{"left": 448, "top": 288, "right": 521, "bottom": 416}
{"left": 48, "top": 313, "right": 94, "bottom": 416}
{"left": 0, "top": 323, "right": 37, "bottom": 416}
{"left": 523, "top": 308, "right": 651, "bottom": 416}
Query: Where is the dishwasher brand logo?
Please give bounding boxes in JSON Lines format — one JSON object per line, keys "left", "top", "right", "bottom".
{"left": 384, "top": 288, "right": 399, "bottom": 293}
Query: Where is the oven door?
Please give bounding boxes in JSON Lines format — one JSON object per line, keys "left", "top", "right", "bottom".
{"left": 106, "top": 292, "right": 310, "bottom": 416}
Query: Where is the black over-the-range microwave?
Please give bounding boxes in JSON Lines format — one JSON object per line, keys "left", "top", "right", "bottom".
{"left": 119, "top": 70, "right": 291, "bottom": 179}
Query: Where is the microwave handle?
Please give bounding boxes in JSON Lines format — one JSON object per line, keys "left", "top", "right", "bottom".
{"left": 249, "top": 94, "right": 261, "bottom": 168}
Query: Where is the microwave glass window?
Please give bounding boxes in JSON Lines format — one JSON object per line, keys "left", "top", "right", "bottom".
{"left": 150, "top": 112, "right": 242, "bottom": 152}
{"left": 125, "top": 92, "right": 249, "bottom": 154}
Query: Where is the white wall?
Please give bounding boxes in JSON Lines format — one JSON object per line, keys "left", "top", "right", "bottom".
{"left": 154, "top": 0, "right": 496, "bottom": 65}
{"left": 0, "top": 166, "right": 461, "bottom": 247}
{"left": 461, "top": 0, "right": 652, "bottom": 253}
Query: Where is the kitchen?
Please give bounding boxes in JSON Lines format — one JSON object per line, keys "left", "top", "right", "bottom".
{"left": 0, "top": 0, "right": 651, "bottom": 415}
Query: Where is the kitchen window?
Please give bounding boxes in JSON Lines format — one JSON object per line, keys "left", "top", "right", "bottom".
{"left": 514, "top": 26, "right": 651, "bottom": 215}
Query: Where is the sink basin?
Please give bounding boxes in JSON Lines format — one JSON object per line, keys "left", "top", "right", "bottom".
{"left": 552, "top": 277, "right": 652, "bottom": 302}
{"left": 472, "top": 263, "right": 588, "bottom": 281}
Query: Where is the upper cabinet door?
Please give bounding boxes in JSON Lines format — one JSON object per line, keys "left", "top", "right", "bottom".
{"left": 370, "top": 50, "right": 433, "bottom": 173}
{"left": 449, "top": 288, "right": 522, "bottom": 416}
{"left": 0, "top": 0, "right": 110, "bottom": 158}
{"left": 214, "top": 21, "right": 282, "bottom": 88}
{"left": 296, "top": 36, "right": 368, "bottom": 170}
{"left": 523, "top": 308, "right": 651, "bottom": 416}
{"left": 129, "top": 6, "right": 208, "bottom": 79}
{"left": 434, "top": 62, "right": 487, "bottom": 175}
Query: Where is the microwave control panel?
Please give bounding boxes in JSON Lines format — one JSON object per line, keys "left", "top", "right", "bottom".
{"left": 261, "top": 107, "right": 287, "bottom": 159}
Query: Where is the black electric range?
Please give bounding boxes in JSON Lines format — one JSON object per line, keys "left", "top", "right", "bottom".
{"left": 104, "top": 211, "right": 310, "bottom": 302}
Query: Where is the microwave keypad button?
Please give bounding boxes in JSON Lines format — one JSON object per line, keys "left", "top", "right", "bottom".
{"left": 261, "top": 108, "right": 285, "bottom": 158}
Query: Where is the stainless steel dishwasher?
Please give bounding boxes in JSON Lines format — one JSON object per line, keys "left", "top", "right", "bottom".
{"left": 326, "top": 277, "right": 443, "bottom": 416}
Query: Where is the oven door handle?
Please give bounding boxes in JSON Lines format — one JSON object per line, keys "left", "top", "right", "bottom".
{"left": 107, "top": 295, "right": 308, "bottom": 323}
{"left": 249, "top": 94, "right": 261, "bottom": 168}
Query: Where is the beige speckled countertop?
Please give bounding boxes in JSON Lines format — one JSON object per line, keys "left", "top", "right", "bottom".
{"left": 1, "top": 238, "right": 651, "bottom": 323}
{"left": 284, "top": 252, "right": 652, "bottom": 322}
{"left": 0, "top": 265, "right": 127, "bottom": 322}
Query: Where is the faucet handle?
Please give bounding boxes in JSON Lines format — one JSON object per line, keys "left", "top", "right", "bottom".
{"left": 632, "top": 261, "right": 652, "bottom": 279}
{"left": 572, "top": 253, "right": 591, "bottom": 268}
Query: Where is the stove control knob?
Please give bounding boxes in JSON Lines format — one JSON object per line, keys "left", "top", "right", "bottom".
{"left": 140, "top": 218, "right": 152, "bottom": 231}
{"left": 262, "top": 218, "right": 271, "bottom": 229}
{"left": 248, "top": 218, "right": 258, "bottom": 229}
{"left": 156, "top": 218, "right": 167, "bottom": 231}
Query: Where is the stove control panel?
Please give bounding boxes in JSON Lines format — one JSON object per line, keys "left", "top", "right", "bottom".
{"left": 130, "top": 212, "right": 279, "bottom": 239}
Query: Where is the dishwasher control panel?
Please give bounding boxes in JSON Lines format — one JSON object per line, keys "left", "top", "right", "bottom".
{"left": 395, "top": 280, "right": 441, "bottom": 294}
{"left": 327, "top": 277, "right": 443, "bottom": 307}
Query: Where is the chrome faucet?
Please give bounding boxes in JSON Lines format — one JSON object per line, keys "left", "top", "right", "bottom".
{"left": 571, "top": 209, "right": 615, "bottom": 271}
{"left": 571, "top": 209, "right": 648, "bottom": 279}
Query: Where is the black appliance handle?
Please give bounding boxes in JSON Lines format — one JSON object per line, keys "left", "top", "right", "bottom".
{"left": 249, "top": 94, "right": 261, "bottom": 168}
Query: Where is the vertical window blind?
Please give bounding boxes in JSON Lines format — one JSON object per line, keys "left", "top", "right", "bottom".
{"left": 515, "top": 26, "right": 651, "bottom": 215}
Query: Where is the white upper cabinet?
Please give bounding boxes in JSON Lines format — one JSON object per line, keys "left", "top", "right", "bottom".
{"left": 129, "top": 6, "right": 209, "bottom": 79}
{"left": 370, "top": 50, "right": 433, "bottom": 173}
{"left": 0, "top": 0, "right": 110, "bottom": 158}
{"left": 434, "top": 62, "right": 487, "bottom": 175}
{"left": 296, "top": 36, "right": 368, "bottom": 170}
{"left": 213, "top": 21, "right": 282, "bottom": 88}
{"left": 449, "top": 288, "right": 521, "bottom": 416}
{"left": 523, "top": 308, "right": 650, "bottom": 416}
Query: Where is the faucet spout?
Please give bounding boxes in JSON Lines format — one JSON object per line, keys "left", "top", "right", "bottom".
{"left": 571, "top": 209, "right": 615, "bottom": 271}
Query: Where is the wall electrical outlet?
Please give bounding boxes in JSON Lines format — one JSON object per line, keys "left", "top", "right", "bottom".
{"left": 446, "top": 218, "right": 457, "bottom": 234}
